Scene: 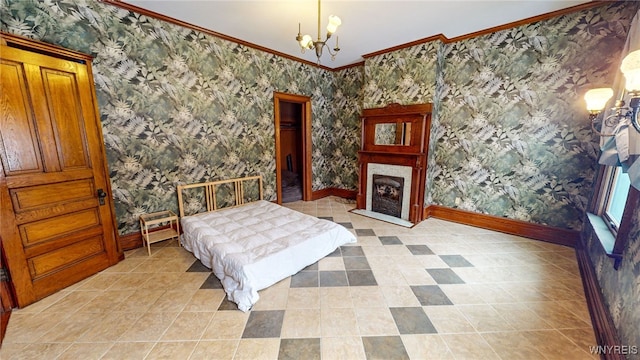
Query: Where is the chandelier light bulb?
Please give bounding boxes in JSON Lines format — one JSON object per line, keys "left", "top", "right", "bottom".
{"left": 300, "top": 34, "right": 313, "bottom": 49}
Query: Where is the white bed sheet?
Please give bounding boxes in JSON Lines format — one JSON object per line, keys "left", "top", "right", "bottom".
{"left": 180, "top": 200, "right": 357, "bottom": 311}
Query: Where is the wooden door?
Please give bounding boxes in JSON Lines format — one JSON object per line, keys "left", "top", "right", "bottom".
{"left": 0, "top": 36, "right": 122, "bottom": 308}
{"left": 273, "top": 92, "right": 312, "bottom": 204}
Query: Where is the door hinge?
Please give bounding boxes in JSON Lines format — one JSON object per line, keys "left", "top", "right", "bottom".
{"left": 0, "top": 268, "right": 8, "bottom": 283}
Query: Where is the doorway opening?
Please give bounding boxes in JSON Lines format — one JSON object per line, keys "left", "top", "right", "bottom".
{"left": 274, "top": 92, "right": 312, "bottom": 204}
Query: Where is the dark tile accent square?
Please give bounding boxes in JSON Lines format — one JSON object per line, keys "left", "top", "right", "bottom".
{"left": 200, "top": 273, "right": 223, "bottom": 289}
{"left": 242, "top": 310, "right": 285, "bottom": 338}
{"left": 439, "top": 255, "right": 473, "bottom": 267}
{"left": 390, "top": 307, "right": 437, "bottom": 334}
{"left": 218, "top": 297, "right": 239, "bottom": 311}
{"left": 410, "top": 285, "right": 453, "bottom": 306}
{"left": 406, "top": 245, "right": 434, "bottom": 255}
{"left": 340, "top": 246, "right": 364, "bottom": 257}
{"left": 426, "top": 268, "right": 465, "bottom": 284}
{"left": 290, "top": 271, "right": 319, "bottom": 288}
{"left": 356, "top": 229, "right": 376, "bottom": 236}
{"left": 343, "top": 256, "right": 371, "bottom": 270}
{"left": 326, "top": 247, "right": 342, "bottom": 257}
{"left": 379, "top": 236, "right": 403, "bottom": 245}
{"left": 278, "top": 338, "right": 321, "bottom": 360}
{"left": 338, "top": 222, "right": 353, "bottom": 229}
{"left": 346, "top": 270, "right": 377, "bottom": 286}
{"left": 362, "top": 336, "right": 410, "bottom": 360}
{"left": 303, "top": 262, "right": 319, "bottom": 270}
{"left": 318, "top": 216, "right": 333, "bottom": 221}
{"left": 187, "top": 260, "right": 211, "bottom": 272}
{"left": 319, "top": 271, "right": 348, "bottom": 287}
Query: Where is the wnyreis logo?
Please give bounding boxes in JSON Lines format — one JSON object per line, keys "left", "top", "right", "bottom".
{"left": 589, "top": 345, "right": 638, "bottom": 356}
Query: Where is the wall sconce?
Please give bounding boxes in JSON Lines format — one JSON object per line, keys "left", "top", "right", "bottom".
{"left": 585, "top": 49, "right": 640, "bottom": 135}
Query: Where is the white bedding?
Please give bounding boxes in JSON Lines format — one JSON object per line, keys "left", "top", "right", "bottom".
{"left": 180, "top": 200, "right": 357, "bottom": 311}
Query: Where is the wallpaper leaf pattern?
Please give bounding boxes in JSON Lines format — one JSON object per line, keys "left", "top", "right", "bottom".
{"left": 2, "top": 0, "right": 639, "bottom": 350}
{"left": 1, "top": 0, "right": 363, "bottom": 234}
{"left": 363, "top": 3, "right": 634, "bottom": 230}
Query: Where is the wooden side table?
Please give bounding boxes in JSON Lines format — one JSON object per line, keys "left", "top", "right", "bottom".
{"left": 139, "top": 210, "right": 180, "bottom": 256}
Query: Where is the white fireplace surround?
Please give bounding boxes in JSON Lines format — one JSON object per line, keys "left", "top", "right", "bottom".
{"left": 366, "top": 163, "right": 412, "bottom": 221}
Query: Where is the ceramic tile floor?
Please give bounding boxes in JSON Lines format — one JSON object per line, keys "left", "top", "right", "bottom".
{"left": 1, "top": 197, "right": 599, "bottom": 360}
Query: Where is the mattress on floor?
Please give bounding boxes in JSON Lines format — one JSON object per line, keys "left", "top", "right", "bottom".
{"left": 180, "top": 200, "right": 357, "bottom": 311}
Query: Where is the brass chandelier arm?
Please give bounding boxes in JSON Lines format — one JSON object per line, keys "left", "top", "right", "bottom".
{"left": 295, "top": 0, "right": 341, "bottom": 63}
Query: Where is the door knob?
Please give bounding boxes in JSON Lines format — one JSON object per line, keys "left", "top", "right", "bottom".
{"left": 97, "top": 188, "right": 107, "bottom": 205}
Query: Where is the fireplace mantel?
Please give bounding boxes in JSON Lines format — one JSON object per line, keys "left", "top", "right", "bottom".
{"left": 356, "top": 103, "right": 432, "bottom": 225}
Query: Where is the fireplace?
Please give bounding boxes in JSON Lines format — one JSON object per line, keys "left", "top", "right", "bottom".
{"left": 365, "top": 163, "right": 413, "bottom": 221}
{"left": 372, "top": 175, "right": 404, "bottom": 217}
{"left": 355, "top": 103, "right": 432, "bottom": 226}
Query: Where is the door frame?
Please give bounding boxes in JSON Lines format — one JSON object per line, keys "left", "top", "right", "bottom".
{"left": 273, "top": 92, "right": 312, "bottom": 204}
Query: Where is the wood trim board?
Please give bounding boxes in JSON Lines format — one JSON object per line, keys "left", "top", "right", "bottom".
{"left": 424, "top": 205, "right": 579, "bottom": 247}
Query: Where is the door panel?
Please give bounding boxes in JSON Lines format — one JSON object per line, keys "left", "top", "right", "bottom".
{"left": 28, "top": 236, "right": 105, "bottom": 278}
{"left": 1, "top": 39, "right": 121, "bottom": 308}
{"left": 0, "top": 60, "right": 43, "bottom": 175}
{"left": 19, "top": 208, "right": 101, "bottom": 246}
{"left": 10, "top": 178, "right": 94, "bottom": 211}
{"left": 42, "top": 69, "right": 90, "bottom": 169}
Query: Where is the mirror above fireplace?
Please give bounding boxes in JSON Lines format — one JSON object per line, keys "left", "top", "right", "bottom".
{"left": 374, "top": 122, "right": 412, "bottom": 146}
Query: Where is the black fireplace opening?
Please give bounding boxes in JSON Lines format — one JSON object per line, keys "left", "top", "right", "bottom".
{"left": 372, "top": 174, "right": 404, "bottom": 218}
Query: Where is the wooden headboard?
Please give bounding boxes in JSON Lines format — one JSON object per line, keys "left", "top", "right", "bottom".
{"left": 176, "top": 175, "right": 263, "bottom": 217}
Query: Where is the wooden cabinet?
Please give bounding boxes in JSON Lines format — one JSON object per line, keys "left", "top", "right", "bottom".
{"left": 0, "top": 33, "right": 122, "bottom": 307}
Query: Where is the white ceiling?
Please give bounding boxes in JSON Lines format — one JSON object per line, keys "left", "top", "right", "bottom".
{"left": 123, "top": 0, "right": 592, "bottom": 69}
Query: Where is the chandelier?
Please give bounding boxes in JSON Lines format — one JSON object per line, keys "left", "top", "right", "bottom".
{"left": 296, "top": 0, "right": 341, "bottom": 64}
{"left": 584, "top": 49, "right": 640, "bottom": 136}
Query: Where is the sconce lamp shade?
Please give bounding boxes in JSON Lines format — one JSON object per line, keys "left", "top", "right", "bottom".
{"left": 621, "top": 49, "right": 640, "bottom": 92}
{"left": 584, "top": 88, "right": 614, "bottom": 113}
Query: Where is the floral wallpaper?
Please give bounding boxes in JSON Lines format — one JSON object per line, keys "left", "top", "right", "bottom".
{"left": 363, "top": 2, "right": 635, "bottom": 231}
{"left": 0, "top": 0, "right": 363, "bottom": 234}
{"left": 3, "top": 0, "right": 640, "bottom": 349}
{"left": 330, "top": 66, "right": 364, "bottom": 190}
